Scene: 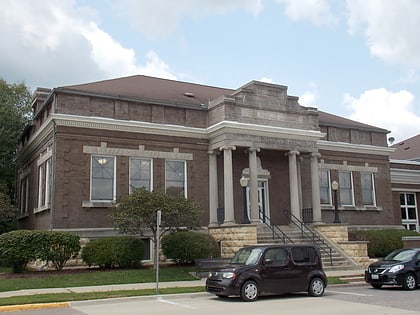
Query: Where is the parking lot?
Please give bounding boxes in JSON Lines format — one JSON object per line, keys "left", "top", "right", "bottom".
{"left": 7, "top": 284, "right": 420, "bottom": 315}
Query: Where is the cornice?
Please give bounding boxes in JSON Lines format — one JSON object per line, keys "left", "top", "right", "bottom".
{"left": 318, "top": 140, "right": 394, "bottom": 156}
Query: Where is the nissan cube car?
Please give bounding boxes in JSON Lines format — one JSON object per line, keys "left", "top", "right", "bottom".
{"left": 365, "top": 247, "right": 420, "bottom": 290}
{"left": 206, "top": 244, "right": 327, "bottom": 302}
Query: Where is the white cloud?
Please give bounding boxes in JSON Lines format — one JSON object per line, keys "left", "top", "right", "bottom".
{"left": 298, "top": 82, "right": 318, "bottom": 107}
{"left": 344, "top": 88, "right": 420, "bottom": 142}
{"left": 0, "top": 0, "right": 177, "bottom": 88}
{"left": 113, "top": 0, "right": 264, "bottom": 38}
{"left": 259, "top": 77, "right": 274, "bottom": 83}
{"left": 81, "top": 23, "right": 175, "bottom": 80}
{"left": 346, "top": 0, "right": 420, "bottom": 67}
{"left": 276, "top": 0, "right": 338, "bottom": 27}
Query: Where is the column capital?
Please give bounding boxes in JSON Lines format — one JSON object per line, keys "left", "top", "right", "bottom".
{"left": 248, "top": 147, "right": 261, "bottom": 153}
{"left": 286, "top": 150, "right": 300, "bottom": 157}
{"left": 219, "top": 145, "right": 236, "bottom": 152}
{"left": 208, "top": 149, "right": 219, "bottom": 156}
{"left": 311, "top": 152, "right": 321, "bottom": 160}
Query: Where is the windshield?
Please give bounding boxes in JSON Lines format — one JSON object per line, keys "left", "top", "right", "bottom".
{"left": 231, "top": 247, "right": 263, "bottom": 266}
{"left": 384, "top": 249, "right": 416, "bottom": 261}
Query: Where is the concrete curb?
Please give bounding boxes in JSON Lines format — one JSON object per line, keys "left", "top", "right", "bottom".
{"left": 0, "top": 302, "right": 70, "bottom": 312}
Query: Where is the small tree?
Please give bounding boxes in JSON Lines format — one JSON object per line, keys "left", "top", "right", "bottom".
{"left": 112, "top": 188, "right": 203, "bottom": 244}
{"left": 0, "top": 186, "right": 17, "bottom": 234}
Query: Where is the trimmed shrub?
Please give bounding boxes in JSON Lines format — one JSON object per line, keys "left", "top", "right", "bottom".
{"left": 0, "top": 230, "right": 81, "bottom": 272}
{"left": 0, "top": 230, "right": 40, "bottom": 272}
{"left": 162, "top": 231, "right": 220, "bottom": 264}
{"left": 39, "top": 231, "right": 80, "bottom": 270}
{"left": 81, "top": 236, "right": 144, "bottom": 268}
{"left": 349, "top": 229, "right": 420, "bottom": 258}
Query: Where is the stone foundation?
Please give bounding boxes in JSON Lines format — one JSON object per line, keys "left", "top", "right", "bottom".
{"left": 209, "top": 224, "right": 258, "bottom": 258}
{"left": 314, "top": 224, "right": 373, "bottom": 267}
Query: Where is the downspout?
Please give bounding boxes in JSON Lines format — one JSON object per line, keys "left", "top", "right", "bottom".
{"left": 49, "top": 112, "right": 57, "bottom": 231}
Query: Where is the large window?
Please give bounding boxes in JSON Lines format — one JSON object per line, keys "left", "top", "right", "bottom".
{"left": 91, "top": 156, "right": 115, "bottom": 201}
{"left": 361, "top": 173, "right": 376, "bottom": 206}
{"left": 400, "top": 193, "right": 419, "bottom": 231}
{"left": 319, "top": 170, "right": 331, "bottom": 204}
{"left": 19, "top": 176, "right": 30, "bottom": 215}
{"left": 339, "top": 171, "right": 354, "bottom": 206}
{"left": 37, "top": 159, "right": 51, "bottom": 209}
{"left": 165, "top": 160, "right": 186, "bottom": 196}
{"left": 130, "top": 158, "right": 152, "bottom": 192}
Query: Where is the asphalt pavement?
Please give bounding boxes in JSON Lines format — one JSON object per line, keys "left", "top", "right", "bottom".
{"left": 0, "top": 269, "right": 366, "bottom": 312}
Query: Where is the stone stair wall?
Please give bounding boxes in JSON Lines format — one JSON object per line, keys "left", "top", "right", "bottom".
{"left": 257, "top": 224, "right": 363, "bottom": 270}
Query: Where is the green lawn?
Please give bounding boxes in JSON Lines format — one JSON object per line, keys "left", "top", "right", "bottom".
{"left": 0, "top": 266, "right": 197, "bottom": 292}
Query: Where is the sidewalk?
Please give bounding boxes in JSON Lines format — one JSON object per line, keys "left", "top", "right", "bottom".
{"left": 0, "top": 269, "right": 365, "bottom": 299}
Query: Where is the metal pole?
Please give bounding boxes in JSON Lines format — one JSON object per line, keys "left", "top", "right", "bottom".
{"left": 156, "top": 210, "right": 161, "bottom": 294}
{"left": 333, "top": 190, "right": 341, "bottom": 223}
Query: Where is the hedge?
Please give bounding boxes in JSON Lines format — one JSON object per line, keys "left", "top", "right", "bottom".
{"left": 162, "top": 231, "right": 220, "bottom": 264}
{"left": 81, "top": 236, "right": 144, "bottom": 268}
{"left": 348, "top": 229, "right": 420, "bottom": 258}
{"left": 0, "top": 230, "right": 80, "bottom": 272}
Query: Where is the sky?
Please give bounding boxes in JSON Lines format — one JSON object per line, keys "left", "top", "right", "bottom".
{"left": 1, "top": 0, "right": 420, "bottom": 144}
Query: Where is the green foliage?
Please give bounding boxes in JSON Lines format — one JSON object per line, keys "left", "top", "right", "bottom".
{"left": 349, "top": 229, "right": 420, "bottom": 258}
{"left": 112, "top": 187, "right": 203, "bottom": 243}
{"left": 0, "top": 79, "right": 32, "bottom": 201}
{"left": 0, "top": 230, "right": 80, "bottom": 272}
{"left": 162, "top": 231, "right": 220, "bottom": 264}
{"left": 0, "top": 230, "right": 40, "bottom": 272}
{"left": 39, "top": 232, "right": 81, "bottom": 270}
{"left": 81, "top": 236, "right": 144, "bottom": 268}
{"left": 0, "top": 186, "right": 17, "bottom": 234}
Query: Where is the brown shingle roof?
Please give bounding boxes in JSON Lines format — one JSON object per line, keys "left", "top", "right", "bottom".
{"left": 390, "top": 134, "right": 420, "bottom": 160}
{"left": 59, "top": 75, "right": 388, "bottom": 133}
{"left": 59, "top": 75, "right": 233, "bottom": 108}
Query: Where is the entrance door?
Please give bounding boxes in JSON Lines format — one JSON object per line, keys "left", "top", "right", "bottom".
{"left": 246, "top": 180, "right": 270, "bottom": 222}
{"left": 400, "top": 193, "right": 419, "bottom": 232}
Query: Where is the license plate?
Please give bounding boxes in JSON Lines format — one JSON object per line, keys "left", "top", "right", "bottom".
{"left": 371, "top": 274, "right": 379, "bottom": 280}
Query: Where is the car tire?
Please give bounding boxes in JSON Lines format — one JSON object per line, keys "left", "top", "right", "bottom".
{"left": 402, "top": 273, "right": 417, "bottom": 290}
{"left": 371, "top": 283, "right": 382, "bottom": 289}
{"left": 308, "top": 277, "right": 325, "bottom": 297}
{"left": 240, "top": 280, "right": 259, "bottom": 302}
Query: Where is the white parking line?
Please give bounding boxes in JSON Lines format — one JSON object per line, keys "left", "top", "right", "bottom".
{"left": 156, "top": 296, "right": 197, "bottom": 309}
{"left": 327, "top": 290, "right": 373, "bottom": 297}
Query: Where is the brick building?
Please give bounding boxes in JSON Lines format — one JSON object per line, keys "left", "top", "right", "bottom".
{"left": 16, "top": 75, "right": 401, "bottom": 258}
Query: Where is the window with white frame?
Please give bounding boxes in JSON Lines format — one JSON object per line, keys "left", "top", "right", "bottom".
{"left": 361, "top": 172, "right": 376, "bottom": 206}
{"left": 339, "top": 171, "right": 354, "bottom": 206}
{"left": 319, "top": 170, "right": 331, "bottom": 204}
{"left": 20, "top": 176, "right": 30, "bottom": 215}
{"left": 37, "top": 159, "right": 51, "bottom": 209}
{"left": 130, "top": 158, "right": 152, "bottom": 192}
{"left": 165, "top": 160, "right": 186, "bottom": 196}
{"left": 91, "top": 155, "right": 115, "bottom": 201}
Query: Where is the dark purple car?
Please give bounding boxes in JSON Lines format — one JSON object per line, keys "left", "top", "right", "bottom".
{"left": 206, "top": 244, "right": 327, "bottom": 302}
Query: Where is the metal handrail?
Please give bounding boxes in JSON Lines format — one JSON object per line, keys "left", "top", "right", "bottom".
{"left": 284, "top": 210, "right": 333, "bottom": 266}
{"left": 259, "top": 210, "right": 294, "bottom": 244}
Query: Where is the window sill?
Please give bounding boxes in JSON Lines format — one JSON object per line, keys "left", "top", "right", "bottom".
{"left": 34, "top": 205, "right": 50, "bottom": 214}
{"left": 17, "top": 213, "right": 29, "bottom": 219}
{"left": 82, "top": 201, "right": 114, "bottom": 208}
{"left": 321, "top": 205, "right": 382, "bottom": 211}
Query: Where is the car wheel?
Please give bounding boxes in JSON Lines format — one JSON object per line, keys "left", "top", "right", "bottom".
{"left": 240, "top": 280, "right": 259, "bottom": 302}
{"left": 308, "top": 277, "right": 325, "bottom": 297}
{"left": 371, "top": 283, "right": 382, "bottom": 289}
{"left": 402, "top": 273, "right": 417, "bottom": 290}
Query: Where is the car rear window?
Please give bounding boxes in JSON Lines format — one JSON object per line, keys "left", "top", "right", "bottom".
{"left": 291, "top": 247, "right": 317, "bottom": 264}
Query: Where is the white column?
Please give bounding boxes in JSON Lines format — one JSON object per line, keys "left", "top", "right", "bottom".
{"left": 287, "top": 150, "right": 301, "bottom": 220}
{"left": 311, "top": 152, "right": 322, "bottom": 223}
{"left": 208, "top": 150, "right": 219, "bottom": 226}
{"left": 221, "top": 146, "right": 236, "bottom": 225}
{"left": 248, "top": 147, "right": 260, "bottom": 223}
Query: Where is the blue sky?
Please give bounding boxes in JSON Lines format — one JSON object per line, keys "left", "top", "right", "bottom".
{"left": 1, "top": 0, "right": 420, "bottom": 143}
